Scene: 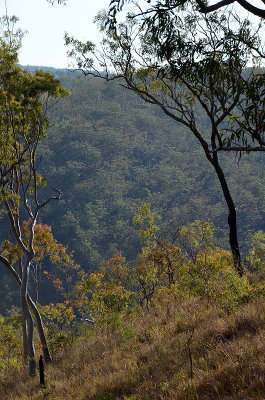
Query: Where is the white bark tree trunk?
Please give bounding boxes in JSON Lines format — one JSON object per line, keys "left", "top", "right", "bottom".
{"left": 20, "top": 255, "right": 36, "bottom": 376}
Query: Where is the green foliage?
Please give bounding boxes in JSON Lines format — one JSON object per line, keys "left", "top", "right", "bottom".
{"left": 69, "top": 214, "right": 251, "bottom": 323}
{"left": 179, "top": 247, "right": 250, "bottom": 312}
{"left": 48, "top": 330, "right": 71, "bottom": 357}
{"left": 0, "top": 50, "right": 69, "bottom": 168}
{"left": 133, "top": 216, "right": 250, "bottom": 312}
{"left": 247, "top": 230, "right": 265, "bottom": 271}
{"left": 83, "top": 254, "right": 135, "bottom": 326}
{"left": 0, "top": 314, "right": 21, "bottom": 373}
{"left": 0, "top": 24, "right": 70, "bottom": 223}
{"left": 179, "top": 220, "right": 216, "bottom": 258}
{"left": 95, "top": 394, "right": 114, "bottom": 400}
{"left": 133, "top": 202, "right": 160, "bottom": 254}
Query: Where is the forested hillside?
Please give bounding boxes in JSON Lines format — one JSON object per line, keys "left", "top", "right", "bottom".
{"left": 37, "top": 72, "right": 265, "bottom": 266}
{"left": 1, "top": 68, "right": 264, "bottom": 312}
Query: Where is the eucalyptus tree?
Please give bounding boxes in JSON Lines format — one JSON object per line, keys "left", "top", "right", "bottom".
{"left": 0, "top": 19, "right": 69, "bottom": 376}
{"left": 66, "top": 6, "right": 265, "bottom": 275}
{"left": 47, "top": 0, "right": 265, "bottom": 18}
{"left": 107, "top": 0, "right": 265, "bottom": 23}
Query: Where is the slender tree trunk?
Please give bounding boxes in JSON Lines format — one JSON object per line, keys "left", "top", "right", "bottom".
{"left": 211, "top": 157, "right": 243, "bottom": 276}
{"left": 21, "top": 257, "right": 51, "bottom": 363}
{"left": 200, "top": 134, "right": 243, "bottom": 276}
{"left": 22, "top": 314, "right": 28, "bottom": 365}
{"left": 21, "top": 255, "right": 36, "bottom": 376}
{"left": 158, "top": 104, "right": 243, "bottom": 275}
{"left": 27, "top": 296, "right": 52, "bottom": 363}
{"left": 19, "top": 259, "right": 28, "bottom": 364}
{"left": 0, "top": 255, "right": 52, "bottom": 364}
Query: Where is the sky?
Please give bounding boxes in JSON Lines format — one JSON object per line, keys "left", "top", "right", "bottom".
{"left": 0, "top": 0, "right": 110, "bottom": 68}
{"left": 0, "top": 0, "right": 264, "bottom": 68}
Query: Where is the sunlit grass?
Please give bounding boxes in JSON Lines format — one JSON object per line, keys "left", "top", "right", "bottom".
{"left": 1, "top": 288, "right": 264, "bottom": 400}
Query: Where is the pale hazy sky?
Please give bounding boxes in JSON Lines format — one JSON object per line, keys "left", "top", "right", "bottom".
{"left": 0, "top": 0, "right": 264, "bottom": 68}
{"left": 0, "top": 0, "right": 110, "bottom": 67}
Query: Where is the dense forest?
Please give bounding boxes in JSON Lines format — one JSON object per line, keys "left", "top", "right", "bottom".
{"left": 11, "top": 70, "right": 265, "bottom": 262}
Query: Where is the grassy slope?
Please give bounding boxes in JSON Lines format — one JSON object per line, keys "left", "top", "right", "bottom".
{"left": 2, "top": 272, "right": 265, "bottom": 400}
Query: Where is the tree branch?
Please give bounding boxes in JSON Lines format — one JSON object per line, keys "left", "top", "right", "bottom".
{"left": 2, "top": 196, "right": 29, "bottom": 255}
{"left": 196, "top": 1, "right": 265, "bottom": 18}
{"left": 236, "top": 0, "right": 265, "bottom": 18}
{"left": 214, "top": 146, "right": 265, "bottom": 152}
{"left": 196, "top": 0, "right": 234, "bottom": 13}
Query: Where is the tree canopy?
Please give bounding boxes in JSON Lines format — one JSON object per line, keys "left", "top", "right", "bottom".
{"left": 47, "top": 0, "right": 265, "bottom": 18}
{"left": 108, "top": 0, "right": 265, "bottom": 24}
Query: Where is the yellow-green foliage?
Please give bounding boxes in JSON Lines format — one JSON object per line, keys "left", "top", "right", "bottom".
{"left": 176, "top": 246, "right": 250, "bottom": 311}
{"left": 131, "top": 214, "right": 250, "bottom": 312}
{"left": 133, "top": 202, "right": 160, "bottom": 255}
{"left": 0, "top": 314, "right": 22, "bottom": 374}
{"left": 84, "top": 254, "right": 135, "bottom": 326}
{"left": 247, "top": 230, "right": 265, "bottom": 271}
{"left": 43, "top": 301, "right": 76, "bottom": 329}
{"left": 1, "top": 214, "right": 264, "bottom": 399}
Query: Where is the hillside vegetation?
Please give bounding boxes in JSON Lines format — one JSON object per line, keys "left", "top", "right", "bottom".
{"left": 1, "top": 273, "right": 265, "bottom": 400}
{"left": 40, "top": 75, "right": 265, "bottom": 268}
{"left": 1, "top": 212, "right": 265, "bottom": 399}
{"left": 1, "top": 69, "right": 265, "bottom": 315}
{"left": 1, "top": 0, "right": 265, "bottom": 394}
{"left": 0, "top": 66, "right": 264, "bottom": 399}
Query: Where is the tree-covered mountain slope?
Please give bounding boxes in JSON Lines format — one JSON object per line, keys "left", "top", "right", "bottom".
{"left": 1, "top": 68, "right": 264, "bottom": 276}
{"left": 0, "top": 67, "right": 265, "bottom": 313}
{"left": 35, "top": 72, "right": 265, "bottom": 268}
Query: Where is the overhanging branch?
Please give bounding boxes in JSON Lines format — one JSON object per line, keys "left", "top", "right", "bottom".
{"left": 196, "top": 0, "right": 234, "bottom": 13}
{"left": 213, "top": 146, "right": 265, "bottom": 152}
{"left": 196, "top": 0, "right": 265, "bottom": 18}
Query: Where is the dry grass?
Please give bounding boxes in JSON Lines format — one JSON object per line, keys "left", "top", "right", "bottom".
{"left": 1, "top": 295, "right": 264, "bottom": 400}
